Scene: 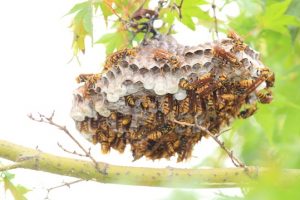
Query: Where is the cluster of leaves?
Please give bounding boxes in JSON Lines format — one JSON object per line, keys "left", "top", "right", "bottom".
{"left": 0, "top": 171, "right": 29, "bottom": 200}
{"left": 67, "top": 0, "right": 213, "bottom": 55}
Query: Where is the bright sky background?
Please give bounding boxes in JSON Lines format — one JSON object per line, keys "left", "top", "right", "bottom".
{"left": 0, "top": 0, "right": 241, "bottom": 199}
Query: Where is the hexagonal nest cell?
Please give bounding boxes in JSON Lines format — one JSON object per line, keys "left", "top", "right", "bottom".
{"left": 70, "top": 33, "right": 275, "bottom": 162}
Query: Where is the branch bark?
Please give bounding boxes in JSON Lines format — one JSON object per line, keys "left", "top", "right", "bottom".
{"left": 1, "top": 139, "right": 300, "bottom": 188}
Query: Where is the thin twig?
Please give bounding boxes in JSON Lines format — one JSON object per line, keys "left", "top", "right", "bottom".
{"left": 212, "top": 0, "right": 219, "bottom": 39}
{"left": 45, "top": 179, "right": 84, "bottom": 199}
{"left": 175, "top": 0, "right": 184, "bottom": 20}
{"left": 28, "top": 111, "right": 107, "bottom": 175}
{"left": 173, "top": 118, "right": 245, "bottom": 168}
{"left": 166, "top": 24, "right": 174, "bottom": 35}
{"left": 173, "top": 119, "right": 194, "bottom": 127}
{"left": 57, "top": 142, "right": 89, "bottom": 157}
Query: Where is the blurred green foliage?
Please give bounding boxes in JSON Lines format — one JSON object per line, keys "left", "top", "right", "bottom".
{"left": 67, "top": 0, "right": 212, "bottom": 55}
{"left": 0, "top": 171, "right": 30, "bottom": 200}
{"left": 223, "top": 0, "right": 300, "bottom": 199}
{"left": 67, "top": 0, "right": 300, "bottom": 199}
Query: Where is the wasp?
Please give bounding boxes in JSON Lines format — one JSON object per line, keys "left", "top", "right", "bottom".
{"left": 259, "top": 67, "right": 275, "bottom": 88}
{"left": 256, "top": 88, "right": 273, "bottom": 104}
{"left": 145, "top": 112, "right": 156, "bottom": 127}
{"left": 147, "top": 130, "right": 163, "bottom": 141}
{"left": 117, "top": 115, "right": 132, "bottom": 131}
{"left": 109, "top": 112, "right": 117, "bottom": 121}
{"left": 141, "top": 95, "right": 155, "bottom": 110}
{"left": 104, "top": 48, "right": 137, "bottom": 71}
{"left": 195, "top": 84, "right": 209, "bottom": 94}
{"left": 206, "top": 97, "right": 217, "bottom": 122}
{"left": 76, "top": 73, "right": 101, "bottom": 98}
{"left": 238, "top": 104, "right": 257, "bottom": 119}
{"left": 179, "top": 78, "right": 193, "bottom": 90}
{"left": 132, "top": 140, "right": 149, "bottom": 161}
{"left": 227, "top": 30, "right": 242, "bottom": 41}
{"left": 165, "top": 142, "right": 175, "bottom": 155}
{"left": 218, "top": 73, "right": 232, "bottom": 90}
{"left": 173, "top": 140, "right": 180, "bottom": 150}
{"left": 112, "top": 136, "right": 126, "bottom": 153}
{"left": 177, "top": 138, "right": 193, "bottom": 162}
{"left": 161, "top": 95, "right": 172, "bottom": 115}
{"left": 76, "top": 73, "right": 95, "bottom": 83}
{"left": 195, "top": 73, "right": 212, "bottom": 85}
{"left": 99, "top": 120, "right": 109, "bottom": 132}
{"left": 183, "top": 126, "right": 193, "bottom": 136}
{"left": 125, "top": 95, "right": 135, "bottom": 107}
{"left": 160, "top": 123, "right": 174, "bottom": 134}
{"left": 213, "top": 46, "right": 241, "bottom": 67}
{"left": 153, "top": 48, "right": 181, "bottom": 69}
{"left": 92, "top": 134, "right": 98, "bottom": 145}
{"left": 127, "top": 130, "right": 142, "bottom": 140}
{"left": 76, "top": 120, "right": 89, "bottom": 133}
{"left": 227, "top": 30, "right": 247, "bottom": 53}
{"left": 156, "top": 110, "right": 165, "bottom": 125}
{"left": 239, "top": 75, "right": 267, "bottom": 101}
{"left": 195, "top": 83, "right": 219, "bottom": 97}
{"left": 266, "top": 72, "right": 275, "bottom": 88}
{"left": 179, "top": 96, "right": 190, "bottom": 114}
{"left": 97, "top": 132, "right": 110, "bottom": 154}
{"left": 220, "top": 94, "right": 237, "bottom": 102}
{"left": 238, "top": 79, "right": 255, "bottom": 88}
{"left": 107, "top": 130, "right": 116, "bottom": 143}
{"left": 89, "top": 118, "right": 100, "bottom": 132}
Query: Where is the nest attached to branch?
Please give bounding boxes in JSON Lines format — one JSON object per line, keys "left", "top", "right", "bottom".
{"left": 70, "top": 32, "right": 274, "bottom": 162}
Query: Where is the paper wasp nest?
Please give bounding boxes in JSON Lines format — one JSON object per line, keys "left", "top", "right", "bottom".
{"left": 71, "top": 33, "right": 274, "bottom": 162}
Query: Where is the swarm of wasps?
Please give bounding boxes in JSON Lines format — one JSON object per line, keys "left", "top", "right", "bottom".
{"left": 71, "top": 31, "right": 275, "bottom": 162}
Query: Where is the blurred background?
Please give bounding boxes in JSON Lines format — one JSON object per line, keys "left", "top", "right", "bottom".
{"left": 0, "top": 0, "right": 299, "bottom": 199}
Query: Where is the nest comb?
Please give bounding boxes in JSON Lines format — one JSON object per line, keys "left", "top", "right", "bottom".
{"left": 70, "top": 33, "right": 275, "bottom": 162}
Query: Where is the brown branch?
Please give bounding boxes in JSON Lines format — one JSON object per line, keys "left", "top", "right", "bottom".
{"left": 28, "top": 111, "right": 107, "bottom": 175}
{"left": 57, "top": 142, "right": 89, "bottom": 157}
{"left": 212, "top": 0, "right": 219, "bottom": 39}
{"left": 174, "top": 0, "right": 184, "bottom": 20}
{"left": 45, "top": 179, "right": 84, "bottom": 199}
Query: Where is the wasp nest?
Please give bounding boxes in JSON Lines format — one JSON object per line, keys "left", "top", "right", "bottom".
{"left": 70, "top": 32, "right": 274, "bottom": 162}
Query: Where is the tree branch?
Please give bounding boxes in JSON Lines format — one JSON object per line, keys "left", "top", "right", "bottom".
{"left": 1, "top": 139, "right": 300, "bottom": 188}
{"left": 28, "top": 112, "right": 106, "bottom": 174}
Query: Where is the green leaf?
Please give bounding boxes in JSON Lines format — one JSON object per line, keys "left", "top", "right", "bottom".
{"left": 3, "top": 171, "right": 15, "bottom": 180}
{"left": 173, "top": 0, "right": 211, "bottom": 31}
{"left": 3, "top": 175, "right": 29, "bottom": 200}
{"left": 181, "top": 15, "right": 195, "bottom": 30}
{"left": 260, "top": 0, "right": 300, "bottom": 37}
{"left": 254, "top": 105, "right": 276, "bottom": 144}
{"left": 96, "top": 32, "right": 128, "bottom": 54}
{"left": 83, "top": 7, "right": 93, "bottom": 35}
{"left": 66, "top": 1, "right": 90, "bottom": 16}
{"left": 265, "top": 0, "right": 292, "bottom": 19}
{"left": 93, "top": 0, "right": 114, "bottom": 25}
{"left": 95, "top": 33, "right": 116, "bottom": 44}
{"left": 287, "top": 0, "right": 300, "bottom": 18}
{"left": 70, "top": 2, "right": 93, "bottom": 55}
